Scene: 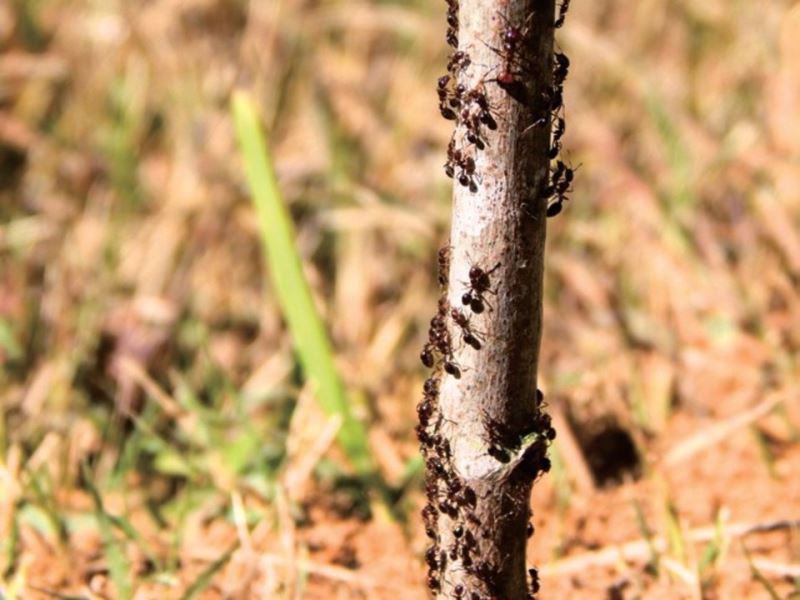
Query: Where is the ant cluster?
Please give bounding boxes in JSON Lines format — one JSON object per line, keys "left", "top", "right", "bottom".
{"left": 421, "top": 251, "right": 499, "bottom": 377}
{"left": 484, "top": 5, "right": 575, "bottom": 218}
{"left": 445, "top": 0, "right": 458, "bottom": 48}
{"left": 541, "top": 46, "right": 575, "bottom": 217}
{"left": 417, "top": 256, "right": 504, "bottom": 597}
{"left": 544, "top": 0, "right": 574, "bottom": 217}
{"left": 418, "top": 3, "right": 571, "bottom": 597}
{"left": 441, "top": 80, "right": 497, "bottom": 193}
{"left": 437, "top": 0, "right": 500, "bottom": 196}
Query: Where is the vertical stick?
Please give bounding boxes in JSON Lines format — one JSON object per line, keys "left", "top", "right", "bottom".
{"left": 419, "top": 0, "right": 561, "bottom": 598}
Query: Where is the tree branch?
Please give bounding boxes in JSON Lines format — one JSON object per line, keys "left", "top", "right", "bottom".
{"left": 419, "top": 0, "right": 563, "bottom": 598}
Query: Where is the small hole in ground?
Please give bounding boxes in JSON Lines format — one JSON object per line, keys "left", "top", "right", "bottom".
{"left": 579, "top": 421, "right": 641, "bottom": 488}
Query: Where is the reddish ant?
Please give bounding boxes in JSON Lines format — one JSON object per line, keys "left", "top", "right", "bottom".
{"left": 483, "top": 12, "right": 536, "bottom": 103}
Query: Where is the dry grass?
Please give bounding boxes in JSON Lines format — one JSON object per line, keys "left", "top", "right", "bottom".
{"left": 1, "top": 0, "right": 799, "bottom": 598}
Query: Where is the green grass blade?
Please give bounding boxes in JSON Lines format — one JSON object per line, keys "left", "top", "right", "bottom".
{"left": 180, "top": 542, "right": 238, "bottom": 600}
{"left": 742, "top": 541, "right": 782, "bottom": 600}
{"left": 231, "top": 91, "right": 374, "bottom": 478}
{"left": 632, "top": 500, "right": 659, "bottom": 575}
{"left": 81, "top": 464, "right": 132, "bottom": 600}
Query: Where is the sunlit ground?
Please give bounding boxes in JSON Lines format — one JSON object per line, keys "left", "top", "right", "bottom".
{"left": 1, "top": 0, "right": 799, "bottom": 598}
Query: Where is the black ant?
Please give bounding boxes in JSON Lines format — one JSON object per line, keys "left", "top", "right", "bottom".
{"left": 462, "top": 261, "right": 500, "bottom": 313}
{"left": 438, "top": 244, "right": 451, "bottom": 287}
{"left": 444, "top": 359, "right": 462, "bottom": 378}
{"left": 451, "top": 307, "right": 484, "bottom": 350}
{"left": 554, "top": 0, "right": 570, "bottom": 28}
{"left": 425, "top": 546, "right": 439, "bottom": 570}
{"left": 423, "top": 376, "right": 439, "bottom": 397}
{"left": 438, "top": 76, "right": 458, "bottom": 121}
{"left": 417, "top": 399, "right": 434, "bottom": 426}
{"left": 552, "top": 116, "right": 566, "bottom": 144}
{"left": 539, "top": 456, "right": 551, "bottom": 473}
{"left": 487, "top": 444, "right": 511, "bottom": 462}
{"left": 422, "top": 503, "right": 437, "bottom": 525}
{"left": 416, "top": 424, "right": 433, "bottom": 447}
{"left": 445, "top": 0, "right": 458, "bottom": 48}
{"left": 545, "top": 180, "right": 572, "bottom": 218}
{"left": 553, "top": 51, "right": 570, "bottom": 86}
{"left": 427, "top": 571, "right": 441, "bottom": 591}
{"left": 420, "top": 343, "right": 436, "bottom": 368}
{"left": 528, "top": 567, "right": 541, "bottom": 594}
{"left": 549, "top": 139, "right": 561, "bottom": 160}
{"left": 446, "top": 0, "right": 459, "bottom": 48}
{"left": 447, "top": 50, "right": 471, "bottom": 74}
{"left": 483, "top": 410, "right": 518, "bottom": 448}
{"left": 464, "top": 87, "right": 498, "bottom": 131}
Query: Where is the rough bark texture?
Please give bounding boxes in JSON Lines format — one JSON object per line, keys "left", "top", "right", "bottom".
{"left": 418, "top": 1, "right": 559, "bottom": 599}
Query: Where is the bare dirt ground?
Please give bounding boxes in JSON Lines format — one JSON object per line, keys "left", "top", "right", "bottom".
{"left": 2, "top": 0, "right": 799, "bottom": 598}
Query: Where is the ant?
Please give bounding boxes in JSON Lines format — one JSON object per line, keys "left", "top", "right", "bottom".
{"left": 528, "top": 567, "right": 541, "bottom": 594}
{"left": 462, "top": 261, "right": 500, "bottom": 313}
{"left": 471, "top": 560, "right": 501, "bottom": 596}
{"left": 438, "top": 245, "right": 451, "bottom": 287}
{"left": 484, "top": 12, "right": 536, "bottom": 103}
{"left": 416, "top": 424, "right": 433, "bottom": 447}
{"left": 545, "top": 179, "right": 573, "bottom": 218}
{"left": 554, "top": 0, "right": 570, "bottom": 28}
{"left": 553, "top": 51, "right": 570, "bottom": 86}
{"left": 451, "top": 307, "right": 485, "bottom": 350}
{"left": 552, "top": 116, "right": 566, "bottom": 144}
{"left": 420, "top": 343, "right": 436, "bottom": 368}
{"left": 548, "top": 139, "right": 561, "bottom": 160}
{"left": 422, "top": 503, "right": 437, "bottom": 525}
{"left": 438, "top": 76, "right": 458, "bottom": 121}
{"left": 487, "top": 444, "right": 511, "bottom": 462}
{"left": 417, "top": 398, "right": 434, "bottom": 426}
{"left": 447, "top": 50, "right": 471, "bottom": 74}
{"left": 423, "top": 376, "right": 439, "bottom": 397}
{"left": 447, "top": 146, "right": 479, "bottom": 193}
{"left": 444, "top": 359, "right": 462, "bottom": 378}
{"left": 445, "top": 0, "right": 458, "bottom": 47}
{"left": 547, "top": 159, "right": 575, "bottom": 193}
{"left": 427, "top": 571, "right": 441, "bottom": 591}
{"left": 464, "top": 87, "right": 498, "bottom": 131}
{"left": 425, "top": 546, "right": 439, "bottom": 570}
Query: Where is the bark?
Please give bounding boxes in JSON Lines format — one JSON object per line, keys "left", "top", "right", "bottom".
{"left": 418, "top": 1, "right": 560, "bottom": 599}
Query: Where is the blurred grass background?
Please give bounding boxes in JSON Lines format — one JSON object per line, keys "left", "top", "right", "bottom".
{"left": 1, "top": 0, "right": 800, "bottom": 598}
